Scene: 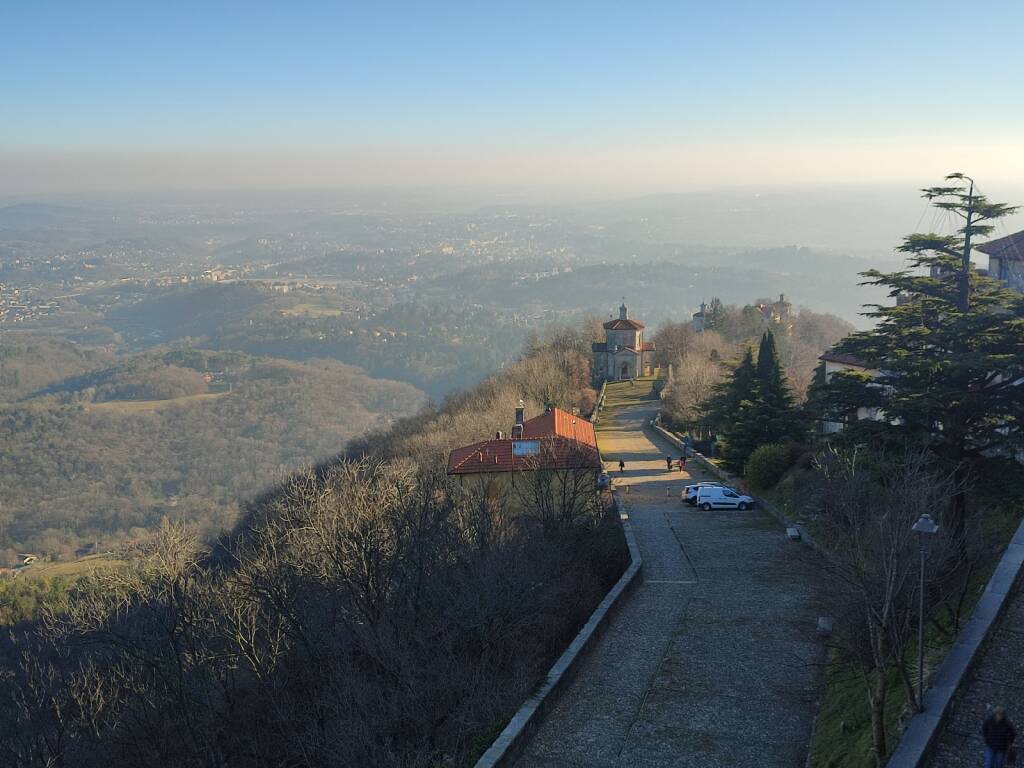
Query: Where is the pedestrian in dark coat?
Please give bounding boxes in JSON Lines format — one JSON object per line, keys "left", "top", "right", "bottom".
{"left": 666, "top": 456, "right": 673, "bottom": 471}
{"left": 983, "top": 707, "right": 1016, "bottom": 768}
{"left": 618, "top": 459, "right": 625, "bottom": 474}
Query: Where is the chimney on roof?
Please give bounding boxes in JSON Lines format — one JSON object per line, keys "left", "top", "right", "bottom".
{"left": 495, "top": 430, "right": 503, "bottom": 440}
{"left": 512, "top": 400, "right": 525, "bottom": 439}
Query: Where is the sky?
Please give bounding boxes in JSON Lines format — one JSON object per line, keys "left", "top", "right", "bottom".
{"left": 4, "top": 0, "right": 1024, "bottom": 194}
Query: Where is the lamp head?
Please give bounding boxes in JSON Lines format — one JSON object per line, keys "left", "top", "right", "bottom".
{"left": 912, "top": 513, "right": 939, "bottom": 536}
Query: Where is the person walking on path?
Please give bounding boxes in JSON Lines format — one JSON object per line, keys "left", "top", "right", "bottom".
{"left": 618, "top": 459, "right": 626, "bottom": 474}
{"left": 677, "top": 456, "right": 686, "bottom": 472}
{"left": 666, "top": 456, "right": 673, "bottom": 471}
{"left": 983, "top": 707, "right": 1017, "bottom": 768}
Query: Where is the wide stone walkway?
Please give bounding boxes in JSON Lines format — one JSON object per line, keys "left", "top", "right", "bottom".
{"left": 928, "top": 575, "right": 1024, "bottom": 766}
{"left": 515, "top": 381, "right": 825, "bottom": 768}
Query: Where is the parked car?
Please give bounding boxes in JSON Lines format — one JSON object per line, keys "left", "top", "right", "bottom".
{"left": 695, "top": 486, "right": 755, "bottom": 510}
{"left": 596, "top": 472, "right": 610, "bottom": 490}
{"left": 682, "top": 482, "right": 723, "bottom": 505}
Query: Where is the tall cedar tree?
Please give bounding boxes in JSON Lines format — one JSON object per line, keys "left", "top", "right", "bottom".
{"left": 709, "top": 333, "right": 801, "bottom": 473}
{"left": 816, "top": 174, "right": 1024, "bottom": 537}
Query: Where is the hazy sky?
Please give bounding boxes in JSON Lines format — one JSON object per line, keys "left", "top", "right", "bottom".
{"left": 4, "top": 1, "right": 1024, "bottom": 193}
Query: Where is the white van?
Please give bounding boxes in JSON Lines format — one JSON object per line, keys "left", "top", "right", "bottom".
{"left": 695, "top": 486, "right": 755, "bottom": 510}
{"left": 682, "top": 482, "right": 723, "bottom": 505}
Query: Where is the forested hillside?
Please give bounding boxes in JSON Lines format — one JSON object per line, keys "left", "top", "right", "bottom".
{"left": 0, "top": 337, "right": 115, "bottom": 400}
{"left": 0, "top": 330, "right": 626, "bottom": 768}
{"left": 0, "top": 346, "right": 426, "bottom": 559}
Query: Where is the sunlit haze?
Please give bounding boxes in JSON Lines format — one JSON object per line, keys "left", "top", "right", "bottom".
{"left": 5, "top": 0, "right": 1023, "bottom": 194}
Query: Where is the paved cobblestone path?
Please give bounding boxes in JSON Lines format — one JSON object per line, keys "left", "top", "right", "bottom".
{"left": 928, "top": 576, "right": 1024, "bottom": 767}
{"left": 516, "top": 381, "right": 825, "bottom": 768}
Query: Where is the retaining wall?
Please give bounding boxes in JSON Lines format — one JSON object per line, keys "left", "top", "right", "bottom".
{"left": 885, "top": 518, "right": 1024, "bottom": 767}
{"left": 473, "top": 491, "right": 643, "bottom": 768}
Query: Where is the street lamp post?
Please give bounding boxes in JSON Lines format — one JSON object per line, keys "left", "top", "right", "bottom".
{"left": 911, "top": 512, "right": 940, "bottom": 712}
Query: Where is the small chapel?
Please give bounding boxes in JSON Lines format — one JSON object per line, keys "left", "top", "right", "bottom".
{"left": 592, "top": 301, "right": 656, "bottom": 380}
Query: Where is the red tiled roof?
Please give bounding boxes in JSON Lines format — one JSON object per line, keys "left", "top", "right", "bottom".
{"left": 820, "top": 350, "right": 868, "bottom": 367}
{"left": 977, "top": 230, "right": 1024, "bottom": 261}
{"left": 520, "top": 407, "right": 597, "bottom": 445}
{"left": 602, "top": 318, "right": 645, "bottom": 330}
{"left": 641, "top": 341, "right": 655, "bottom": 351}
{"left": 447, "top": 407, "right": 599, "bottom": 475}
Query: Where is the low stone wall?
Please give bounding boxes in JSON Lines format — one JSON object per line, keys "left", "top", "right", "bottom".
{"left": 885, "top": 518, "right": 1024, "bottom": 767}
{"left": 591, "top": 380, "right": 608, "bottom": 424}
{"left": 473, "top": 491, "right": 643, "bottom": 768}
{"left": 648, "top": 420, "right": 732, "bottom": 483}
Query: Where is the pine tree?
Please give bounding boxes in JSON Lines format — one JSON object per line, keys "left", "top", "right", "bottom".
{"left": 817, "top": 174, "right": 1024, "bottom": 537}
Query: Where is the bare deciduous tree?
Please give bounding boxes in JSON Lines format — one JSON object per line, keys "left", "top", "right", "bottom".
{"left": 814, "top": 447, "right": 966, "bottom": 765}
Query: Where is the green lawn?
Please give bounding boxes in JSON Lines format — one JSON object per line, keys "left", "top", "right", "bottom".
{"left": 20, "top": 553, "right": 126, "bottom": 580}
{"left": 279, "top": 302, "right": 345, "bottom": 318}
{"left": 87, "top": 391, "right": 228, "bottom": 412}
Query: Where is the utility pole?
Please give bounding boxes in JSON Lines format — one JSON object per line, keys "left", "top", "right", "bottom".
{"left": 912, "top": 513, "right": 939, "bottom": 711}
{"left": 959, "top": 176, "right": 976, "bottom": 313}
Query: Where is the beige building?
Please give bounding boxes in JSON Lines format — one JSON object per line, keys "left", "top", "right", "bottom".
{"left": 446, "top": 405, "right": 603, "bottom": 514}
{"left": 592, "top": 302, "right": 656, "bottom": 380}
{"left": 977, "top": 229, "right": 1024, "bottom": 292}
{"left": 818, "top": 350, "right": 883, "bottom": 434}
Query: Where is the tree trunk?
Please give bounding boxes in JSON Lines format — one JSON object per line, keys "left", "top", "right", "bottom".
{"left": 898, "top": 655, "right": 918, "bottom": 714}
{"left": 869, "top": 668, "right": 888, "bottom": 766}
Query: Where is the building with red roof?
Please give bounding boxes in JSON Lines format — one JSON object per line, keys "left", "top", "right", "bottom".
{"left": 447, "top": 405, "right": 600, "bottom": 476}
{"left": 592, "top": 301, "right": 656, "bottom": 380}
{"left": 446, "top": 404, "right": 604, "bottom": 516}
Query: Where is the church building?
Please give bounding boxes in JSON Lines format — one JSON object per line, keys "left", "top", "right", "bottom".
{"left": 592, "top": 302, "right": 656, "bottom": 380}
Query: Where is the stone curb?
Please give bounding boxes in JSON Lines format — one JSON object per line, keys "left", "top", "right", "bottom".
{"left": 885, "top": 517, "right": 1024, "bottom": 768}
{"left": 473, "top": 491, "right": 643, "bottom": 768}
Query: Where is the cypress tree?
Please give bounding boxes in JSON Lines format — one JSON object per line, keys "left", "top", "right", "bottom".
{"left": 751, "top": 331, "right": 803, "bottom": 447}
{"left": 709, "top": 333, "right": 803, "bottom": 473}
{"left": 707, "top": 348, "right": 759, "bottom": 472}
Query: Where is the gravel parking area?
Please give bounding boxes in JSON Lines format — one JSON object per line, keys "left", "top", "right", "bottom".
{"left": 515, "top": 382, "right": 826, "bottom": 768}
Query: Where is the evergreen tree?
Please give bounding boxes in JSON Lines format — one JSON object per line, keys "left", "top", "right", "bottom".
{"left": 706, "top": 297, "right": 726, "bottom": 331}
{"left": 707, "top": 348, "right": 759, "bottom": 472}
{"left": 708, "top": 333, "right": 803, "bottom": 473}
{"left": 750, "top": 331, "right": 804, "bottom": 448}
{"left": 816, "top": 174, "right": 1024, "bottom": 537}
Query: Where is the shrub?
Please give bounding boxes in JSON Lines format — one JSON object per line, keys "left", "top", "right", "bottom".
{"left": 578, "top": 387, "right": 598, "bottom": 417}
{"left": 744, "top": 443, "right": 794, "bottom": 490}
